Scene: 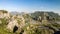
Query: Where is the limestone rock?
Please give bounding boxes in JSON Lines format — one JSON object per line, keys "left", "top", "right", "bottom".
{"left": 7, "top": 19, "right": 18, "bottom": 31}
{"left": 7, "top": 15, "right": 25, "bottom": 32}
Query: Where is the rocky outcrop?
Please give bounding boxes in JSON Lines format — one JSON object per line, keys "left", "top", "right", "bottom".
{"left": 0, "top": 10, "right": 10, "bottom": 18}
{"left": 6, "top": 15, "right": 25, "bottom": 32}
{"left": 0, "top": 10, "right": 25, "bottom": 33}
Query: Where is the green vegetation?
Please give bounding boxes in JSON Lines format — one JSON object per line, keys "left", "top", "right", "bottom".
{"left": 0, "top": 18, "right": 14, "bottom": 34}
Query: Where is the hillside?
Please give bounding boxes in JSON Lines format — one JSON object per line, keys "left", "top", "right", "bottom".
{"left": 0, "top": 10, "right": 60, "bottom": 34}
{"left": 31, "top": 11, "right": 60, "bottom": 21}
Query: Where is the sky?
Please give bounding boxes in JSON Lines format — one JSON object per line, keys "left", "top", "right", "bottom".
{"left": 0, "top": 0, "right": 60, "bottom": 14}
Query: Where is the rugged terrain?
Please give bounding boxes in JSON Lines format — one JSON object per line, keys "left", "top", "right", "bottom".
{"left": 0, "top": 10, "right": 60, "bottom": 34}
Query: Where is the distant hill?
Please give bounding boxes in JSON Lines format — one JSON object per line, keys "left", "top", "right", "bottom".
{"left": 10, "top": 11, "right": 29, "bottom": 15}
{"left": 31, "top": 11, "right": 60, "bottom": 21}
{"left": 10, "top": 11, "right": 21, "bottom": 15}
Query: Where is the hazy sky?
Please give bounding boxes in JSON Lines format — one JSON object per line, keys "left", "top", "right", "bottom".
{"left": 0, "top": 0, "right": 60, "bottom": 13}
